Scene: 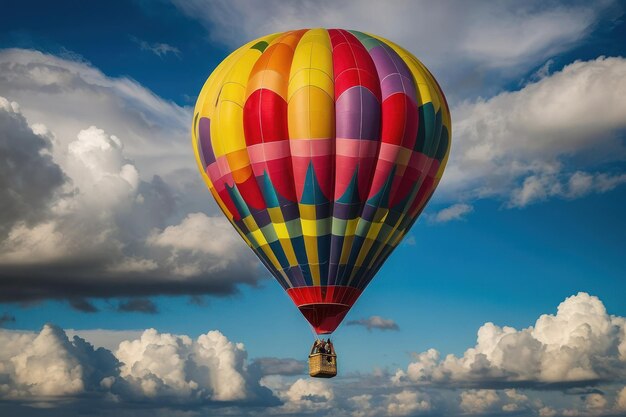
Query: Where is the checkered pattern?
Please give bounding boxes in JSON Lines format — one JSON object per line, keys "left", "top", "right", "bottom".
{"left": 192, "top": 28, "right": 451, "bottom": 305}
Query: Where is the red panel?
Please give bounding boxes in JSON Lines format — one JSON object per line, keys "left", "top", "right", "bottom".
{"left": 243, "top": 89, "right": 289, "bottom": 145}
{"left": 329, "top": 29, "right": 381, "bottom": 100}
{"left": 286, "top": 286, "right": 362, "bottom": 334}
{"left": 381, "top": 93, "right": 417, "bottom": 146}
{"left": 236, "top": 174, "right": 267, "bottom": 210}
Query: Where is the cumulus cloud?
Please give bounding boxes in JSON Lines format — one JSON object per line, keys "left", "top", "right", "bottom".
{"left": 261, "top": 377, "right": 334, "bottom": 413}
{"left": 459, "top": 389, "right": 499, "bottom": 413}
{"left": 0, "top": 97, "right": 65, "bottom": 238}
{"left": 0, "top": 94, "right": 261, "bottom": 303}
{"left": 0, "top": 325, "right": 274, "bottom": 406}
{"left": 386, "top": 390, "right": 431, "bottom": 415}
{"left": 346, "top": 316, "right": 400, "bottom": 332}
{"left": 0, "top": 324, "right": 119, "bottom": 399}
{"left": 115, "top": 328, "right": 263, "bottom": 402}
{"left": 616, "top": 386, "right": 626, "bottom": 410}
{"left": 392, "top": 292, "right": 626, "bottom": 388}
{"left": 432, "top": 203, "right": 474, "bottom": 223}
{"left": 443, "top": 56, "right": 626, "bottom": 205}
{"left": 2, "top": 294, "right": 626, "bottom": 416}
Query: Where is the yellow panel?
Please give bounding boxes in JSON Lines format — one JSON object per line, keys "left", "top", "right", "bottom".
{"left": 268, "top": 207, "right": 284, "bottom": 223}
{"left": 243, "top": 216, "right": 258, "bottom": 231}
{"left": 301, "top": 218, "right": 317, "bottom": 236}
{"left": 251, "top": 228, "right": 268, "bottom": 246}
{"left": 353, "top": 238, "right": 375, "bottom": 269}
{"left": 345, "top": 218, "right": 359, "bottom": 236}
{"left": 339, "top": 235, "right": 354, "bottom": 264}
{"left": 288, "top": 88, "right": 334, "bottom": 139}
{"left": 279, "top": 239, "right": 298, "bottom": 267}
{"left": 366, "top": 221, "right": 384, "bottom": 240}
{"left": 288, "top": 29, "right": 334, "bottom": 140}
{"left": 289, "top": 69, "right": 333, "bottom": 99}
{"left": 299, "top": 204, "right": 317, "bottom": 220}
{"left": 274, "top": 222, "right": 289, "bottom": 239}
{"left": 259, "top": 244, "right": 283, "bottom": 270}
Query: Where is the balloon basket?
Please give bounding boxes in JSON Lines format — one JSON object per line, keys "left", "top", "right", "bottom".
{"left": 308, "top": 353, "right": 337, "bottom": 378}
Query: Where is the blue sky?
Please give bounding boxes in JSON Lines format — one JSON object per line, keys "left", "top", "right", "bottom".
{"left": 1, "top": 1, "right": 626, "bottom": 416}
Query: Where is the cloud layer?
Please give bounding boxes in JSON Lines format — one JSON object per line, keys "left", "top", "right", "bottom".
{"left": 3, "top": 293, "right": 626, "bottom": 416}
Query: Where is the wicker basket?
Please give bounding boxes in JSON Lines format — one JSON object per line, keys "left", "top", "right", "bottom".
{"left": 309, "top": 353, "right": 337, "bottom": 378}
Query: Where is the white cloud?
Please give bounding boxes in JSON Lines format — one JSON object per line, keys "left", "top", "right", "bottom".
{"left": 393, "top": 292, "right": 626, "bottom": 387}
{"left": 616, "top": 386, "right": 626, "bottom": 410}
{"left": 508, "top": 171, "right": 626, "bottom": 208}
{"left": 585, "top": 393, "right": 607, "bottom": 411}
{"left": 459, "top": 389, "right": 499, "bottom": 413}
{"left": 2, "top": 300, "right": 626, "bottom": 416}
{"left": 0, "top": 325, "right": 118, "bottom": 399}
{"left": 432, "top": 203, "right": 474, "bottom": 223}
{"left": 502, "top": 389, "right": 529, "bottom": 412}
{"left": 172, "top": 0, "right": 613, "bottom": 101}
{"left": 386, "top": 390, "right": 431, "bottom": 415}
{"left": 261, "top": 377, "right": 334, "bottom": 413}
{"left": 539, "top": 406, "right": 558, "bottom": 417}
{"left": 443, "top": 56, "right": 626, "bottom": 205}
{"left": 147, "top": 212, "right": 254, "bottom": 277}
{"left": 0, "top": 326, "right": 270, "bottom": 405}
{"left": 116, "top": 329, "right": 250, "bottom": 401}
{"left": 0, "top": 49, "right": 190, "bottom": 179}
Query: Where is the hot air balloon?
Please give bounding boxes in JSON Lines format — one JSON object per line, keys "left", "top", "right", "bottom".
{"left": 192, "top": 29, "right": 450, "bottom": 377}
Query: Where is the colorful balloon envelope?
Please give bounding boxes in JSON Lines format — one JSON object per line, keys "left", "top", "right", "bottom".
{"left": 192, "top": 29, "right": 451, "bottom": 334}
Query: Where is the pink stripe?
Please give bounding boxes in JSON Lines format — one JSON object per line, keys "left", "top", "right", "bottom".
{"left": 378, "top": 142, "right": 401, "bottom": 163}
{"left": 290, "top": 138, "right": 334, "bottom": 157}
{"left": 335, "top": 138, "right": 378, "bottom": 158}
{"left": 247, "top": 141, "right": 291, "bottom": 163}
{"left": 217, "top": 156, "right": 230, "bottom": 176}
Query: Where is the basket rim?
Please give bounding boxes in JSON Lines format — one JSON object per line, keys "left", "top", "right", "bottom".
{"left": 309, "top": 353, "right": 337, "bottom": 358}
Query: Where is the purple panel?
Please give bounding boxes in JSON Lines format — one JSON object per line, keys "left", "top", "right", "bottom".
{"left": 336, "top": 87, "right": 381, "bottom": 140}
{"left": 333, "top": 202, "right": 361, "bottom": 220}
{"left": 198, "top": 117, "right": 216, "bottom": 166}
{"left": 251, "top": 209, "right": 271, "bottom": 227}
{"left": 368, "top": 45, "right": 417, "bottom": 103}
{"left": 281, "top": 202, "right": 300, "bottom": 221}
{"left": 286, "top": 266, "right": 306, "bottom": 287}
{"left": 327, "top": 234, "right": 344, "bottom": 286}
{"left": 361, "top": 203, "right": 378, "bottom": 221}
{"left": 381, "top": 74, "right": 407, "bottom": 99}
